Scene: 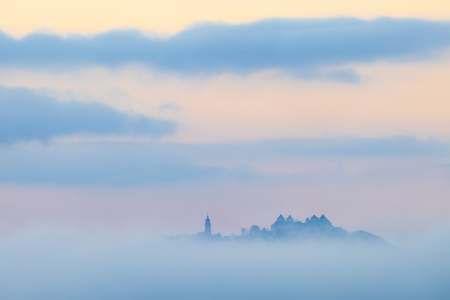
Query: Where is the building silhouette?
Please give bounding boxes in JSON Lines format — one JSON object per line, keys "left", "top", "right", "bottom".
{"left": 270, "top": 214, "right": 338, "bottom": 238}
{"left": 185, "top": 213, "right": 383, "bottom": 244}
{"left": 190, "top": 213, "right": 222, "bottom": 241}
{"left": 205, "top": 214, "right": 211, "bottom": 236}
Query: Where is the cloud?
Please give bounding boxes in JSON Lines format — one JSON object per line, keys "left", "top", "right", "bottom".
{"left": 324, "top": 68, "right": 361, "bottom": 83}
{"left": 0, "top": 137, "right": 448, "bottom": 185}
{"left": 240, "top": 137, "right": 450, "bottom": 157}
{"left": 158, "top": 102, "right": 183, "bottom": 112}
{"left": 0, "top": 142, "right": 229, "bottom": 185}
{"left": 1, "top": 228, "right": 450, "bottom": 300}
{"left": 0, "top": 85, "right": 176, "bottom": 143}
{"left": 1, "top": 18, "right": 450, "bottom": 76}
{"left": 164, "top": 136, "right": 449, "bottom": 159}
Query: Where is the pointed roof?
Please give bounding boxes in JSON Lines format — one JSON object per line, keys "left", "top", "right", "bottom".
{"left": 310, "top": 215, "right": 318, "bottom": 220}
{"left": 286, "top": 215, "right": 294, "bottom": 222}
{"left": 206, "top": 213, "right": 210, "bottom": 221}
{"left": 277, "top": 214, "right": 285, "bottom": 221}
{"left": 319, "top": 214, "right": 332, "bottom": 225}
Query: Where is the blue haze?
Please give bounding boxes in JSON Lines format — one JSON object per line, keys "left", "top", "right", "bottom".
{"left": 0, "top": 137, "right": 448, "bottom": 185}
{"left": 0, "top": 227, "right": 449, "bottom": 300}
{"left": 1, "top": 18, "right": 450, "bottom": 76}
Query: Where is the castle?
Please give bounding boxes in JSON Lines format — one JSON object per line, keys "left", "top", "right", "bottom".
{"left": 191, "top": 213, "right": 383, "bottom": 243}
{"left": 269, "top": 214, "right": 342, "bottom": 237}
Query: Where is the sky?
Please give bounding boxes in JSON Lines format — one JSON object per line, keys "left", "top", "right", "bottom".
{"left": 0, "top": 1, "right": 450, "bottom": 299}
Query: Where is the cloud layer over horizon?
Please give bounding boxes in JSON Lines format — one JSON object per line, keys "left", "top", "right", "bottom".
{"left": 0, "top": 137, "right": 448, "bottom": 185}
{"left": 0, "top": 85, "right": 176, "bottom": 143}
{"left": 1, "top": 228, "right": 449, "bottom": 300}
{"left": 1, "top": 18, "right": 450, "bottom": 76}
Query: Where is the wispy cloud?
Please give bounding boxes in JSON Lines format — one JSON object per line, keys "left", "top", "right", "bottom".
{"left": 0, "top": 85, "right": 177, "bottom": 144}
{"left": 0, "top": 18, "right": 449, "bottom": 77}
{"left": 0, "top": 137, "right": 448, "bottom": 185}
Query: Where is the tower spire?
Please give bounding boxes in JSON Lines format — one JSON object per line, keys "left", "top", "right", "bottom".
{"left": 204, "top": 213, "right": 211, "bottom": 236}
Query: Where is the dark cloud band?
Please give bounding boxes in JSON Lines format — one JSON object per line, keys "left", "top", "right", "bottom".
{"left": 0, "top": 18, "right": 450, "bottom": 74}
{"left": 0, "top": 85, "right": 177, "bottom": 143}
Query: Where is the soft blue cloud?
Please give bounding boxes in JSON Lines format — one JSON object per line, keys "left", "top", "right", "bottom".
{"left": 0, "top": 18, "right": 450, "bottom": 76}
{"left": 158, "top": 102, "right": 183, "bottom": 112}
{"left": 0, "top": 137, "right": 448, "bottom": 185}
{"left": 0, "top": 85, "right": 176, "bottom": 143}
{"left": 232, "top": 137, "right": 450, "bottom": 157}
{"left": 0, "top": 142, "right": 229, "bottom": 185}
{"left": 324, "top": 69, "right": 361, "bottom": 83}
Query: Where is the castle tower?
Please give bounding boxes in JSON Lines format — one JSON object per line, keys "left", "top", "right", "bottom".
{"left": 204, "top": 214, "right": 211, "bottom": 236}
{"left": 271, "top": 214, "right": 286, "bottom": 234}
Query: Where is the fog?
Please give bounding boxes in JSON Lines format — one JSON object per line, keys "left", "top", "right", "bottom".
{"left": 1, "top": 226, "right": 449, "bottom": 300}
